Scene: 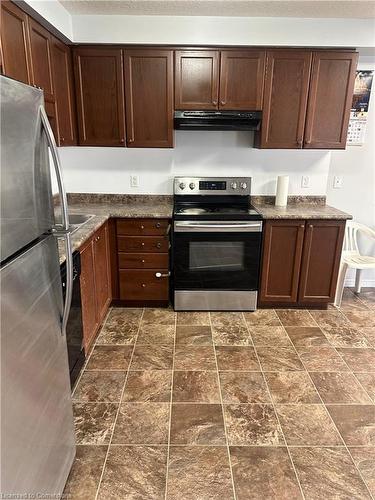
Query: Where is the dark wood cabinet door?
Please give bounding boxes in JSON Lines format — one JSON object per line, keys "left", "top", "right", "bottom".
{"left": 260, "top": 50, "right": 312, "bottom": 149}
{"left": 304, "top": 51, "right": 358, "bottom": 149}
{"left": 93, "top": 223, "right": 111, "bottom": 323}
{"left": 298, "top": 220, "right": 345, "bottom": 303}
{"left": 44, "top": 100, "right": 58, "bottom": 141}
{"left": 51, "top": 37, "right": 77, "bottom": 146}
{"left": 27, "top": 18, "right": 54, "bottom": 102}
{"left": 0, "top": 1, "right": 31, "bottom": 84}
{"left": 73, "top": 47, "right": 126, "bottom": 146}
{"left": 124, "top": 49, "right": 173, "bottom": 147}
{"left": 260, "top": 220, "right": 306, "bottom": 304}
{"left": 175, "top": 50, "right": 219, "bottom": 110}
{"left": 219, "top": 50, "right": 265, "bottom": 110}
{"left": 80, "top": 240, "right": 98, "bottom": 352}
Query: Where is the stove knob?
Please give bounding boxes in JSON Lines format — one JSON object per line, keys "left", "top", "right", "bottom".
{"left": 179, "top": 182, "right": 186, "bottom": 190}
{"left": 189, "top": 182, "right": 195, "bottom": 190}
{"left": 240, "top": 182, "right": 248, "bottom": 190}
{"left": 230, "top": 182, "right": 238, "bottom": 190}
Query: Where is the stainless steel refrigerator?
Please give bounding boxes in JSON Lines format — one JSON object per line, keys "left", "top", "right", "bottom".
{"left": 0, "top": 76, "right": 75, "bottom": 496}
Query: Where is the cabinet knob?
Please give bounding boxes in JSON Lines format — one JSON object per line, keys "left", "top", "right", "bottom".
{"left": 141, "top": 242, "right": 145, "bottom": 246}
{"left": 221, "top": 100, "right": 226, "bottom": 105}
{"left": 212, "top": 100, "right": 218, "bottom": 105}
{"left": 156, "top": 242, "right": 161, "bottom": 249}
{"left": 141, "top": 283, "right": 146, "bottom": 288}
{"left": 61, "top": 137, "right": 65, "bottom": 142}
{"left": 141, "top": 225, "right": 145, "bottom": 229}
{"left": 300, "top": 225, "right": 305, "bottom": 228}
{"left": 156, "top": 222, "right": 161, "bottom": 228}
{"left": 120, "top": 138, "right": 125, "bottom": 143}
{"left": 141, "top": 259, "right": 145, "bottom": 263}
{"left": 128, "top": 138, "right": 134, "bottom": 143}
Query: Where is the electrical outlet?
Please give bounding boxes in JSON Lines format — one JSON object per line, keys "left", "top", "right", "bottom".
{"left": 333, "top": 176, "right": 343, "bottom": 189}
{"left": 301, "top": 175, "right": 310, "bottom": 188}
{"left": 130, "top": 175, "right": 139, "bottom": 188}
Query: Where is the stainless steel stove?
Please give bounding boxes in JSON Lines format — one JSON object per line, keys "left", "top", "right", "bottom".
{"left": 172, "top": 177, "right": 263, "bottom": 311}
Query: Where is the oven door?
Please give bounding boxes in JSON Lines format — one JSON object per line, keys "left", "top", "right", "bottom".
{"left": 173, "top": 220, "right": 262, "bottom": 291}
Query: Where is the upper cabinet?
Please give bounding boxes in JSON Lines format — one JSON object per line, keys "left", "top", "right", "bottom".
{"left": 175, "top": 49, "right": 265, "bottom": 111}
{"left": 258, "top": 49, "right": 358, "bottom": 149}
{"left": 219, "top": 50, "right": 265, "bottom": 110}
{"left": 124, "top": 49, "right": 173, "bottom": 148}
{"left": 73, "top": 47, "right": 126, "bottom": 146}
{"left": 175, "top": 50, "right": 219, "bottom": 110}
{"left": 304, "top": 51, "right": 358, "bottom": 149}
{"left": 0, "top": 1, "right": 31, "bottom": 84}
{"left": 51, "top": 37, "right": 76, "bottom": 145}
{"left": 27, "top": 18, "right": 54, "bottom": 102}
{"left": 259, "top": 50, "right": 312, "bottom": 149}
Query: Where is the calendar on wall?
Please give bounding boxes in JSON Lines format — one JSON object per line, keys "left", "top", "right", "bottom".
{"left": 347, "top": 70, "right": 374, "bottom": 145}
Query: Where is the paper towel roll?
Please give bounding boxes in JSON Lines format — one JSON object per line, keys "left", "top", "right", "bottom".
{"left": 275, "top": 175, "right": 289, "bottom": 207}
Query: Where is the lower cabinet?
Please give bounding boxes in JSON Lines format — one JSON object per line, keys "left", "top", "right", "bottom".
{"left": 115, "top": 218, "right": 170, "bottom": 305}
{"left": 80, "top": 222, "right": 111, "bottom": 352}
{"left": 259, "top": 219, "right": 345, "bottom": 307}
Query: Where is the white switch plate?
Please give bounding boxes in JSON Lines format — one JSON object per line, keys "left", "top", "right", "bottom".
{"left": 333, "top": 176, "right": 343, "bottom": 189}
{"left": 130, "top": 175, "right": 139, "bottom": 188}
{"left": 301, "top": 175, "right": 310, "bottom": 188}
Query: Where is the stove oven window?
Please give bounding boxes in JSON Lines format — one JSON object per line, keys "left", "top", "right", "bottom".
{"left": 189, "top": 241, "right": 245, "bottom": 271}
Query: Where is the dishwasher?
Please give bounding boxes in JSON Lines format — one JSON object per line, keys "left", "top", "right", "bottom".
{"left": 61, "top": 251, "right": 85, "bottom": 388}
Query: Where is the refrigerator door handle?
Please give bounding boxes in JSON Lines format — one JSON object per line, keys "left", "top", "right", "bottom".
{"left": 59, "top": 231, "right": 73, "bottom": 337}
{"left": 39, "top": 105, "right": 69, "bottom": 232}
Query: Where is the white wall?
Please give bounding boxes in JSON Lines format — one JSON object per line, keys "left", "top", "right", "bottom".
{"left": 326, "top": 58, "right": 375, "bottom": 286}
{"left": 23, "top": 0, "right": 73, "bottom": 39}
{"left": 71, "top": 15, "right": 375, "bottom": 48}
{"left": 58, "top": 131, "right": 330, "bottom": 195}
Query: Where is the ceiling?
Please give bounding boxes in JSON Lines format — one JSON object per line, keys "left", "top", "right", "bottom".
{"left": 59, "top": 0, "right": 375, "bottom": 18}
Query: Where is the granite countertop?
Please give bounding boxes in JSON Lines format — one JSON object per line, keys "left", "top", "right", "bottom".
{"left": 57, "top": 193, "right": 351, "bottom": 263}
{"left": 57, "top": 195, "right": 173, "bottom": 263}
{"left": 253, "top": 202, "right": 352, "bottom": 220}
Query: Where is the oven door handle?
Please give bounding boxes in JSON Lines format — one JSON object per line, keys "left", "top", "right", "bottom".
{"left": 174, "top": 221, "right": 263, "bottom": 232}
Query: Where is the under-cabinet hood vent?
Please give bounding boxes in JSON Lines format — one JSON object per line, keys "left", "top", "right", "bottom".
{"left": 174, "top": 110, "right": 262, "bottom": 131}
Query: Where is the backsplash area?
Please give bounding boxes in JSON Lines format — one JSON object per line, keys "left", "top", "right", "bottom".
{"left": 58, "top": 131, "right": 331, "bottom": 196}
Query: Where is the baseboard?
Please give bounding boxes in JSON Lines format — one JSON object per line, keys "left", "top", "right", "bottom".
{"left": 344, "top": 279, "right": 375, "bottom": 287}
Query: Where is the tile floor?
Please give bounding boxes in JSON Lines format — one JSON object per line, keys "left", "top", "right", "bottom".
{"left": 64, "top": 288, "right": 375, "bottom": 499}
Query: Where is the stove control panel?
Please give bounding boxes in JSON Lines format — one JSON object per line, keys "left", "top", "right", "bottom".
{"left": 174, "top": 177, "right": 251, "bottom": 196}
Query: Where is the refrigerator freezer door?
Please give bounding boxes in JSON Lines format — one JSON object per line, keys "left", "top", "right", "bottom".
{"left": 0, "top": 235, "right": 75, "bottom": 496}
{"left": 0, "top": 76, "right": 55, "bottom": 262}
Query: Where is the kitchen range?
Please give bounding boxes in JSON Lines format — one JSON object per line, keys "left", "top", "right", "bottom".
{"left": 172, "top": 177, "right": 263, "bottom": 311}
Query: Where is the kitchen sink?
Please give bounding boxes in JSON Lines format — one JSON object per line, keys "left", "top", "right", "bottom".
{"left": 68, "top": 213, "right": 95, "bottom": 233}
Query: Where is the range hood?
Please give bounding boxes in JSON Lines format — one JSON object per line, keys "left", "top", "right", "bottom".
{"left": 174, "top": 110, "right": 262, "bottom": 131}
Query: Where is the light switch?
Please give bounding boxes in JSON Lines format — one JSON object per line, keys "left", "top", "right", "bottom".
{"left": 301, "top": 175, "right": 310, "bottom": 188}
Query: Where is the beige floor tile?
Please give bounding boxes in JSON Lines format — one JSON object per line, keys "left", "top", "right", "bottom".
{"left": 265, "top": 371, "right": 320, "bottom": 404}
{"left": 219, "top": 371, "right": 271, "bottom": 403}
{"left": 123, "top": 370, "right": 172, "bottom": 402}
{"left": 290, "top": 447, "right": 370, "bottom": 500}
{"left": 230, "top": 446, "right": 302, "bottom": 500}
{"left": 309, "top": 372, "right": 372, "bottom": 404}
{"left": 173, "top": 370, "right": 221, "bottom": 403}
{"left": 98, "top": 445, "right": 167, "bottom": 499}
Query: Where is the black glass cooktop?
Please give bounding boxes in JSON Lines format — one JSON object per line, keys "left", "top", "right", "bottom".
{"left": 174, "top": 204, "right": 262, "bottom": 220}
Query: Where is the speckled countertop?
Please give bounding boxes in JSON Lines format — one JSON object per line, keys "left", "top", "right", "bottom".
{"left": 253, "top": 201, "right": 352, "bottom": 220}
{"left": 57, "top": 195, "right": 173, "bottom": 263}
{"left": 57, "top": 194, "right": 351, "bottom": 263}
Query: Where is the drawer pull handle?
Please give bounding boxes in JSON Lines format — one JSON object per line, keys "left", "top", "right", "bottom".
{"left": 141, "top": 259, "right": 145, "bottom": 263}
{"left": 141, "top": 225, "right": 145, "bottom": 229}
{"left": 155, "top": 272, "right": 170, "bottom": 278}
{"left": 156, "top": 222, "right": 161, "bottom": 228}
{"left": 142, "top": 283, "right": 146, "bottom": 288}
{"left": 141, "top": 242, "right": 145, "bottom": 246}
{"left": 156, "top": 242, "right": 161, "bottom": 249}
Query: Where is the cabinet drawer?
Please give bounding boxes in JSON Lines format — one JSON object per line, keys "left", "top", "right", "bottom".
{"left": 119, "top": 270, "right": 169, "bottom": 301}
{"left": 117, "top": 218, "right": 169, "bottom": 236}
{"left": 118, "top": 252, "right": 169, "bottom": 269}
{"left": 117, "top": 236, "right": 169, "bottom": 253}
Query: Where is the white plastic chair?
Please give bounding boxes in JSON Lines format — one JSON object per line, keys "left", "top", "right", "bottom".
{"left": 334, "top": 221, "right": 375, "bottom": 307}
